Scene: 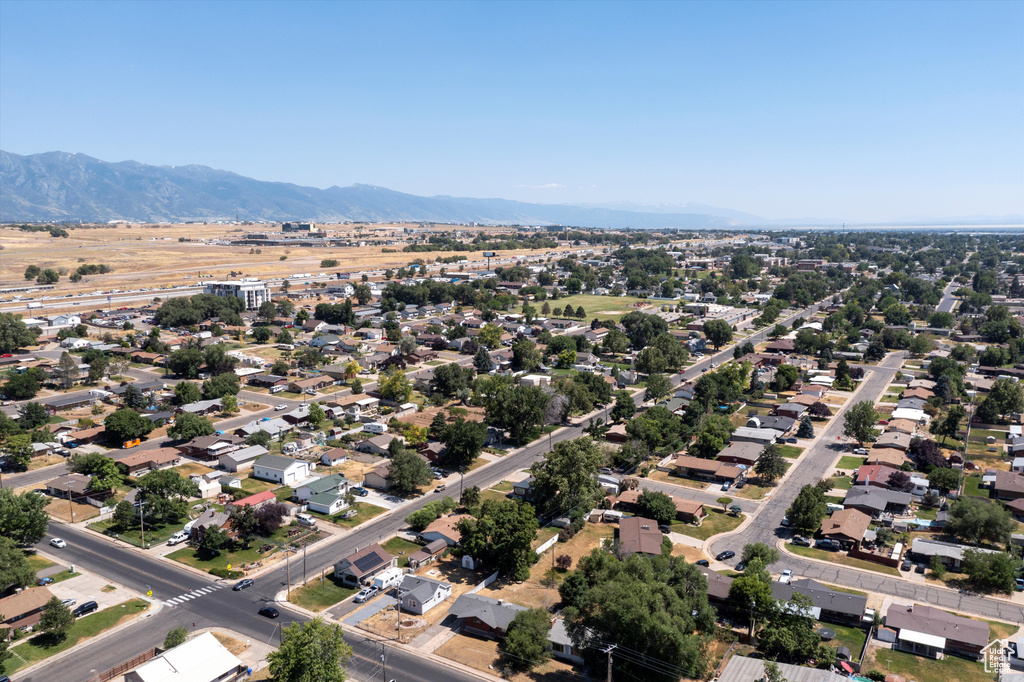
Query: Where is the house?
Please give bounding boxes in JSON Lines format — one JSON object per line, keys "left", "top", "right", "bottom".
{"left": 45, "top": 473, "right": 112, "bottom": 503}
{"left": 718, "top": 656, "right": 849, "bottom": 682}
{"left": 1005, "top": 498, "right": 1024, "bottom": 521}
{"left": 178, "top": 434, "right": 244, "bottom": 460}
{"left": 854, "top": 464, "right": 902, "bottom": 488}
{"left": 218, "top": 445, "right": 270, "bottom": 473}
{"left": 818, "top": 508, "right": 871, "bottom": 548}
{"left": 408, "top": 538, "right": 448, "bottom": 568}
{"left": 776, "top": 403, "right": 809, "bottom": 421}
{"left": 420, "top": 513, "right": 473, "bottom": 546}
{"left": 0, "top": 586, "right": 55, "bottom": 637}
{"left": 124, "top": 631, "right": 246, "bottom": 682}
{"left": 765, "top": 339, "right": 796, "bottom": 353}
{"left": 745, "top": 415, "right": 796, "bottom": 436}
{"left": 865, "top": 448, "right": 911, "bottom": 468}
{"left": 288, "top": 376, "right": 335, "bottom": 393}
{"left": 548, "top": 617, "right": 585, "bottom": 664}
{"left": 885, "top": 418, "right": 918, "bottom": 435}
{"left": 248, "top": 374, "right": 289, "bottom": 389}
{"left": 715, "top": 441, "right": 764, "bottom": 467}
{"left": 613, "top": 489, "right": 706, "bottom": 523}
{"left": 617, "top": 516, "right": 664, "bottom": 557}
{"left": 512, "top": 476, "right": 534, "bottom": 501}
{"left": 190, "top": 472, "right": 223, "bottom": 499}
{"left": 908, "top": 538, "right": 1001, "bottom": 570}
{"left": 876, "top": 431, "right": 912, "bottom": 451}
{"left": 234, "top": 418, "right": 291, "bottom": 440}
{"left": 226, "top": 490, "right": 277, "bottom": 512}
{"left": 189, "top": 510, "right": 232, "bottom": 543}
{"left": 729, "top": 426, "right": 777, "bottom": 446}
{"left": 673, "top": 455, "right": 742, "bottom": 482}
{"left": 449, "top": 593, "right": 528, "bottom": 639}
{"left": 843, "top": 486, "right": 911, "bottom": 516}
{"left": 320, "top": 448, "right": 349, "bottom": 467}
{"left": 66, "top": 424, "right": 106, "bottom": 446}
{"left": 884, "top": 603, "right": 989, "bottom": 660}
{"left": 178, "top": 399, "right": 223, "bottom": 416}
{"left": 991, "top": 470, "right": 1024, "bottom": 500}
{"left": 293, "top": 474, "right": 350, "bottom": 516}
{"left": 253, "top": 454, "right": 312, "bottom": 485}
{"left": 43, "top": 392, "right": 97, "bottom": 413}
{"left": 362, "top": 460, "right": 393, "bottom": 491}
{"left": 772, "top": 578, "right": 868, "bottom": 627}
{"left": 334, "top": 543, "right": 397, "bottom": 586}
{"left": 604, "top": 423, "right": 629, "bottom": 443}
{"left": 398, "top": 575, "right": 452, "bottom": 615}
{"left": 118, "top": 447, "right": 181, "bottom": 475}
{"left": 357, "top": 434, "right": 401, "bottom": 456}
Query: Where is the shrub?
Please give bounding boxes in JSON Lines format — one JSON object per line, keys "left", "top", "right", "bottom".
{"left": 208, "top": 567, "right": 244, "bottom": 579}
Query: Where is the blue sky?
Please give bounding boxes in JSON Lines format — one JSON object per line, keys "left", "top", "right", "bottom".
{"left": 2, "top": 0, "right": 1022, "bottom": 222}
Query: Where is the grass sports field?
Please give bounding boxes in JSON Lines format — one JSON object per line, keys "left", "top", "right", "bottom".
{"left": 541, "top": 294, "right": 658, "bottom": 320}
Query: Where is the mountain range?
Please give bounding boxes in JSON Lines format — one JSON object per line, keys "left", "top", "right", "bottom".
{"left": 0, "top": 150, "right": 767, "bottom": 228}
{"left": 1, "top": 151, "right": 1020, "bottom": 228}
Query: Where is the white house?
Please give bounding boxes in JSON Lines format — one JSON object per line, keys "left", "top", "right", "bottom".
{"left": 398, "top": 575, "right": 452, "bottom": 615}
{"left": 124, "top": 631, "right": 245, "bottom": 682}
{"left": 190, "top": 473, "right": 223, "bottom": 499}
{"left": 218, "top": 445, "right": 270, "bottom": 473}
{"left": 252, "top": 454, "right": 313, "bottom": 485}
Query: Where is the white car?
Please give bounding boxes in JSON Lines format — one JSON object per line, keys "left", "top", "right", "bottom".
{"left": 779, "top": 569, "right": 793, "bottom": 584}
{"left": 49, "top": 538, "right": 67, "bottom": 549}
{"left": 274, "top": 404, "right": 287, "bottom": 411}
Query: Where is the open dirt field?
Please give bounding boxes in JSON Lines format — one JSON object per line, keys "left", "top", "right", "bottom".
{"left": 0, "top": 223, "right": 584, "bottom": 298}
{"left": 436, "top": 633, "right": 580, "bottom": 682}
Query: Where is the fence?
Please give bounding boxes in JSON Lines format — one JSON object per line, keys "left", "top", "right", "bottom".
{"left": 467, "top": 570, "right": 499, "bottom": 595}
{"left": 535, "top": 534, "right": 559, "bottom": 556}
{"left": 95, "top": 647, "right": 158, "bottom": 681}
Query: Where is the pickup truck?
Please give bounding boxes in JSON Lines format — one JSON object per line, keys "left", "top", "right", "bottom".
{"left": 167, "top": 531, "right": 189, "bottom": 546}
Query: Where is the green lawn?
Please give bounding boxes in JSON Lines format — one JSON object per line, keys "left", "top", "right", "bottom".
{"left": 964, "top": 474, "right": 990, "bottom": 499}
{"left": 287, "top": 574, "right": 359, "bottom": 612}
{"left": 865, "top": 648, "right": 993, "bottom": 682}
{"left": 546, "top": 294, "right": 648, "bottom": 321}
{"left": 831, "top": 476, "right": 853, "bottom": 490}
{"left": 479, "top": 489, "right": 510, "bottom": 505}
{"left": 969, "top": 428, "right": 1009, "bottom": 441}
{"left": 328, "top": 502, "right": 388, "bottom": 529}
{"left": 915, "top": 507, "right": 938, "bottom": 520}
{"left": 879, "top": 395, "right": 898, "bottom": 403}
{"left": 169, "top": 545, "right": 264, "bottom": 573}
{"left": 836, "top": 456, "right": 866, "bottom": 470}
{"left": 6, "top": 600, "right": 150, "bottom": 673}
{"left": 787, "top": 544, "right": 900, "bottom": 576}
{"left": 46, "top": 569, "right": 81, "bottom": 585}
{"left": 238, "top": 476, "right": 280, "bottom": 495}
{"left": 382, "top": 537, "right": 422, "bottom": 568}
{"left": 672, "top": 509, "right": 744, "bottom": 541}
{"left": 88, "top": 518, "right": 181, "bottom": 548}
{"left": 274, "top": 486, "right": 294, "bottom": 502}
{"left": 491, "top": 480, "right": 515, "bottom": 492}
{"left": 778, "top": 445, "right": 804, "bottom": 459}
{"left": 25, "top": 552, "right": 56, "bottom": 574}
{"left": 827, "top": 622, "right": 867, "bottom": 656}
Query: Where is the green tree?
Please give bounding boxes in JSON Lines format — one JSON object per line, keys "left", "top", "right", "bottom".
{"left": 927, "top": 467, "right": 961, "bottom": 494}
{"left": 729, "top": 557, "right": 774, "bottom": 625}
{"left": 54, "top": 352, "right": 79, "bottom": 389}
{"left": 136, "top": 469, "right": 200, "bottom": 524}
{"left": 378, "top": 368, "right": 412, "bottom": 403}
{"left": 796, "top": 415, "right": 814, "bottom": 438}
{"left": 757, "top": 593, "right": 822, "bottom": 663}
{"left": 842, "top": 400, "right": 879, "bottom": 445}
{"left": 932, "top": 404, "right": 965, "bottom": 443}
{"left": 441, "top": 417, "right": 487, "bottom": 469}
{"left": 258, "top": 300, "right": 277, "bottom": 323}
{"left": 785, "top": 484, "right": 827, "bottom": 534}
{"left": 349, "top": 377, "right": 363, "bottom": 394}
{"left": 635, "top": 490, "right": 677, "bottom": 525}
{"left": 307, "top": 401, "right": 325, "bottom": 425}
{"left": 511, "top": 338, "right": 543, "bottom": 372}
{"left": 703, "top": 319, "right": 733, "bottom": 350}
{"left": 230, "top": 506, "right": 261, "bottom": 549}
{"left": 644, "top": 373, "right": 672, "bottom": 402}
{"left": 38, "top": 596, "right": 74, "bottom": 641}
{"left": 602, "top": 329, "right": 629, "bottom": 354}
{"left": 389, "top": 446, "right": 433, "bottom": 496}
{"left": 501, "top": 608, "right": 551, "bottom": 671}
{"left": 0, "top": 488, "right": 50, "bottom": 545}
{"left": 473, "top": 346, "right": 494, "bottom": 372}
{"left": 251, "top": 325, "right": 273, "bottom": 344}
{"left": 246, "top": 430, "right": 273, "bottom": 448}
{"left": 167, "top": 412, "right": 215, "bottom": 441}
{"left": 754, "top": 443, "right": 787, "bottom": 485}
{"left": 530, "top": 437, "right": 604, "bottom": 517}
{"left": 199, "top": 525, "right": 231, "bottom": 553}
{"left": 167, "top": 347, "right": 205, "bottom": 378}
{"left": 163, "top": 625, "right": 189, "bottom": 649}
{"left": 478, "top": 324, "right": 503, "bottom": 349}
{"left": 458, "top": 500, "right": 539, "bottom": 580}
{"left": 201, "top": 372, "right": 240, "bottom": 399}
{"left": 610, "top": 390, "right": 636, "bottom": 422}
{"left": 24, "top": 265, "right": 40, "bottom": 281}
{"left": 945, "top": 496, "right": 1016, "bottom": 545}
{"left": 0, "top": 313, "right": 39, "bottom": 354}
{"left": 68, "top": 452, "right": 123, "bottom": 491}
{"left": 0, "top": 536, "right": 35, "bottom": 593}
{"left": 741, "top": 542, "right": 780, "bottom": 566}
{"left": 989, "top": 378, "right": 1024, "bottom": 418}
{"left": 962, "top": 550, "right": 1016, "bottom": 593}
{"left": 220, "top": 394, "right": 238, "bottom": 413}
{"left": 479, "top": 380, "right": 550, "bottom": 445}
{"left": 17, "top": 401, "right": 49, "bottom": 429}
{"left": 461, "top": 485, "right": 481, "bottom": 508}
{"left": 2, "top": 368, "right": 43, "bottom": 400}
{"left": 267, "top": 618, "right": 353, "bottom": 682}
{"left": 112, "top": 499, "right": 138, "bottom": 530}
{"left": 770, "top": 364, "right": 799, "bottom": 392}
{"left": 689, "top": 414, "right": 734, "bottom": 459}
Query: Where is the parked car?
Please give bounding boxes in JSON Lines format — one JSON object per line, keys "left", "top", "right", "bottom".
{"left": 695, "top": 560, "right": 710, "bottom": 567}
{"left": 780, "top": 516, "right": 790, "bottom": 527}
{"left": 434, "top": 484, "right": 447, "bottom": 493}
{"left": 354, "top": 586, "right": 379, "bottom": 603}
{"left": 901, "top": 559, "right": 912, "bottom": 571}
{"left": 792, "top": 536, "right": 811, "bottom": 547}
{"left": 258, "top": 606, "right": 280, "bottom": 619}
{"left": 73, "top": 601, "right": 98, "bottom": 617}
{"left": 779, "top": 569, "right": 794, "bottom": 584}
{"left": 715, "top": 550, "right": 735, "bottom": 561}
{"left": 721, "top": 481, "right": 731, "bottom": 491}
{"left": 38, "top": 577, "right": 53, "bottom": 586}
{"left": 61, "top": 598, "right": 76, "bottom": 607}
{"left": 735, "top": 561, "right": 746, "bottom": 571}
{"left": 734, "top": 479, "right": 746, "bottom": 490}
{"left": 658, "top": 525, "right": 672, "bottom": 534}
{"left": 49, "top": 538, "right": 66, "bottom": 549}
{"left": 853, "top": 448, "right": 869, "bottom": 455}
{"left": 351, "top": 487, "right": 369, "bottom": 497}
{"left": 815, "top": 539, "right": 840, "bottom": 551}
{"left": 167, "top": 531, "right": 189, "bottom": 546}
{"left": 233, "top": 579, "right": 254, "bottom": 591}
{"left": 783, "top": 437, "right": 798, "bottom": 444}
{"left": 275, "top": 404, "right": 288, "bottom": 411}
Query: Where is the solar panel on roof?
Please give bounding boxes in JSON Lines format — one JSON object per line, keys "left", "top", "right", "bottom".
{"left": 353, "top": 552, "right": 383, "bottom": 573}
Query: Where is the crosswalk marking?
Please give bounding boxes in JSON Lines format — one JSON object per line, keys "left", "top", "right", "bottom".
{"left": 162, "top": 584, "right": 226, "bottom": 607}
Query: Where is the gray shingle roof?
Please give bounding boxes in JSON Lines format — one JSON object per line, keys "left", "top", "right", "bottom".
{"left": 449, "top": 593, "right": 527, "bottom": 631}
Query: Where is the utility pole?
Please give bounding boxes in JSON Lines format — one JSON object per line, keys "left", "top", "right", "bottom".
{"left": 604, "top": 644, "right": 615, "bottom": 682}
{"left": 381, "top": 642, "right": 387, "bottom": 682}
{"left": 139, "top": 500, "right": 146, "bottom": 548}
{"left": 302, "top": 541, "right": 307, "bottom": 584}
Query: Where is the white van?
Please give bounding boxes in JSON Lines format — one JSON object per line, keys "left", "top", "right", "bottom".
{"left": 363, "top": 422, "right": 388, "bottom": 435}
{"left": 826, "top": 503, "right": 845, "bottom": 513}
{"left": 296, "top": 513, "right": 317, "bottom": 527}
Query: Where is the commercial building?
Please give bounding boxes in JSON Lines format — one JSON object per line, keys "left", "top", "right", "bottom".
{"left": 203, "top": 279, "right": 270, "bottom": 311}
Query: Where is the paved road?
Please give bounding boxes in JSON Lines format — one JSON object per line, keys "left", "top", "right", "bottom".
{"left": 936, "top": 280, "right": 960, "bottom": 314}
{"left": 19, "top": 296, "right": 837, "bottom": 680}
{"left": 707, "top": 351, "right": 1024, "bottom": 624}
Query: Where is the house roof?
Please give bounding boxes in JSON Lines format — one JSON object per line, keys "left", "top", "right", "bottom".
{"left": 219, "top": 445, "right": 269, "bottom": 464}
{"left": 865, "top": 448, "right": 910, "bottom": 467}
{"left": 298, "top": 473, "right": 349, "bottom": 494}
{"left": 253, "top": 454, "right": 305, "bottom": 472}
{"left": 772, "top": 578, "right": 868, "bottom": 617}
{"left": 843, "top": 486, "right": 912, "bottom": 511}
{"left": 819, "top": 508, "right": 871, "bottom": 542}
{"left": 884, "top": 603, "right": 989, "bottom": 647}
{"left": 449, "top": 593, "right": 527, "bottom": 631}
{"left": 119, "top": 447, "right": 180, "bottom": 468}
{"left": 231, "top": 490, "right": 276, "bottom": 508}
{"left": 718, "top": 655, "right": 849, "bottom": 682}
{"left": 338, "top": 543, "right": 396, "bottom": 578}
{"left": 618, "top": 516, "right": 663, "bottom": 556}
{"left": 422, "top": 513, "right": 472, "bottom": 542}
{"left": 0, "top": 586, "right": 54, "bottom": 620}
{"left": 885, "top": 419, "right": 918, "bottom": 434}
{"left": 399, "top": 574, "right": 451, "bottom": 604}
{"left": 855, "top": 464, "right": 901, "bottom": 486}
{"left": 409, "top": 538, "right": 448, "bottom": 563}
{"left": 127, "top": 631, "right": 243, "bottom": 682}
{"left": 46, "top": 472, "right": 91, "bottom": 495}
{"left": 993, "top": 470, "right": 1024, "bottom": 496}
